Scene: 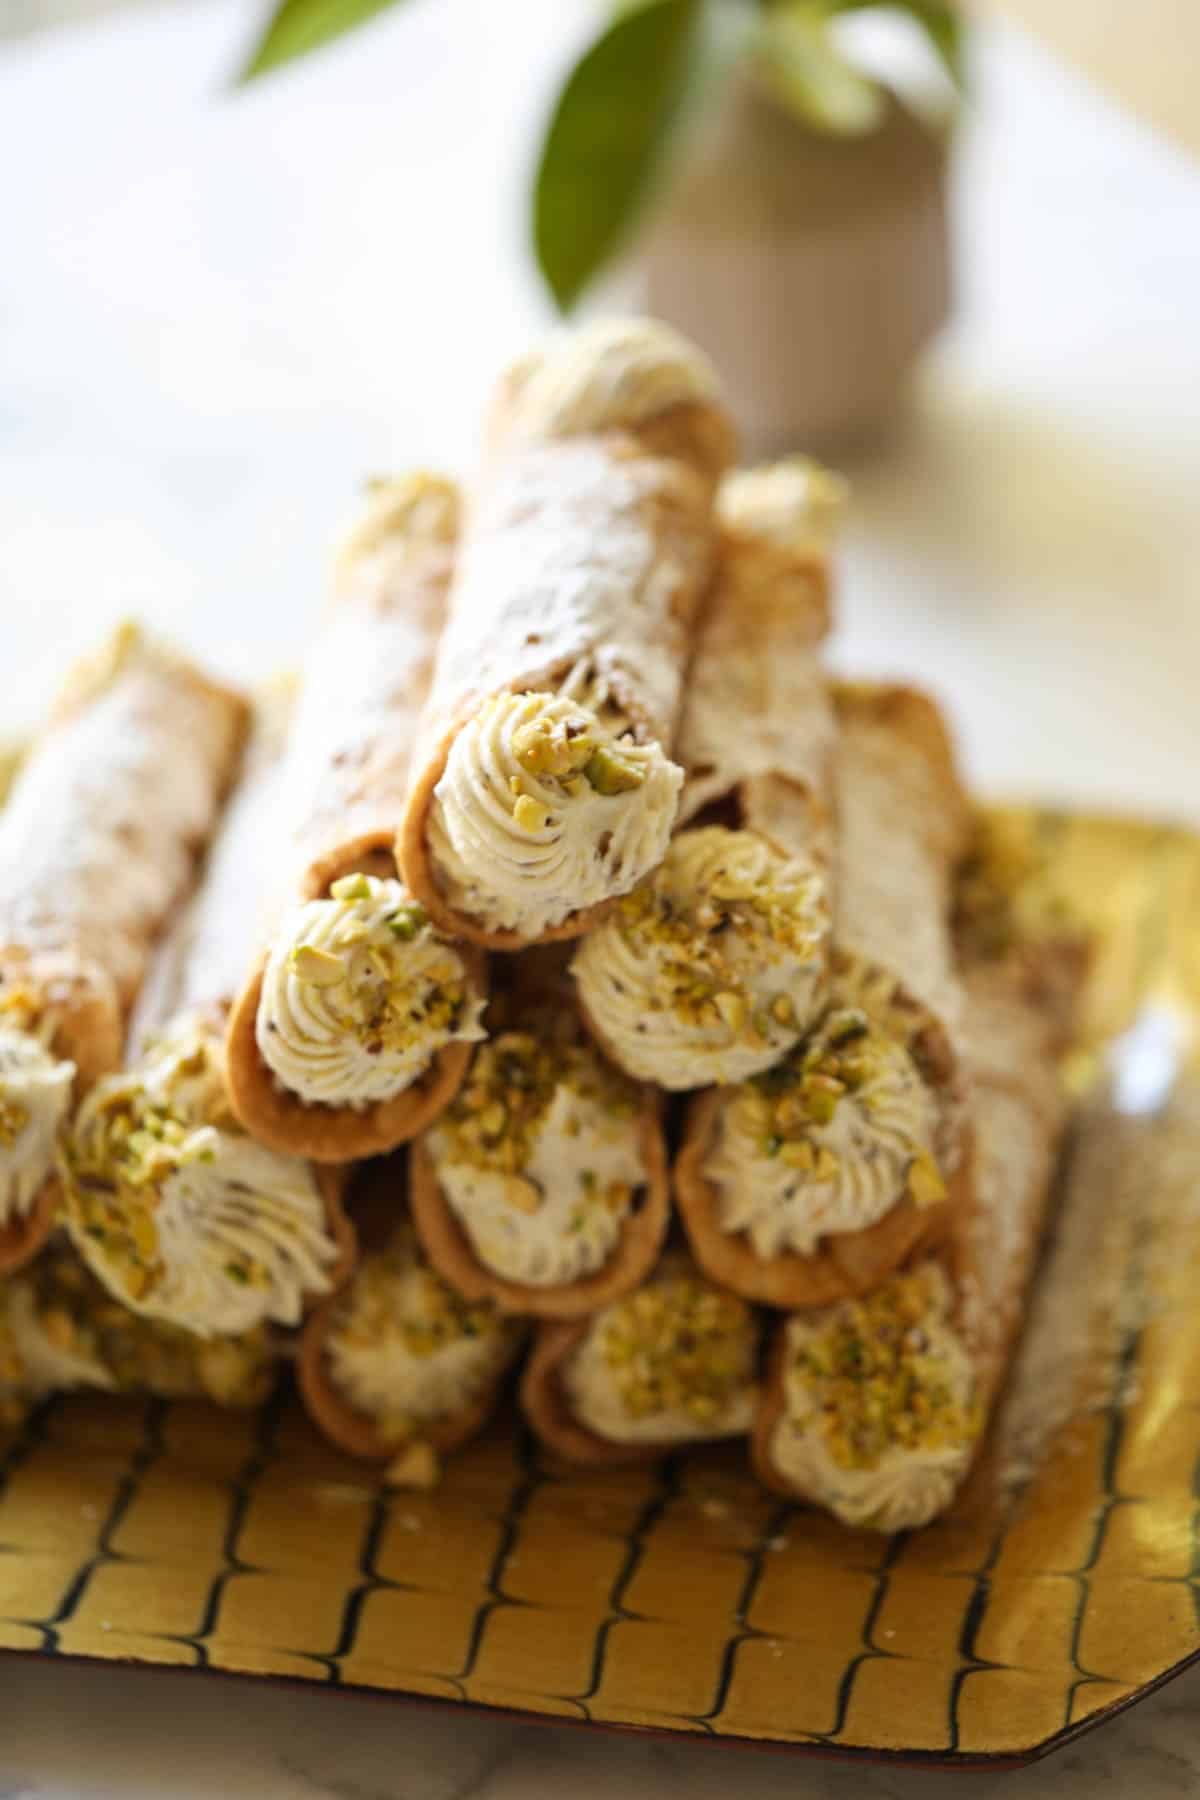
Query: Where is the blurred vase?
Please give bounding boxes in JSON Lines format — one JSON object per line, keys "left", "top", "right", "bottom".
{"left": 633, "top": 81, "right": 953, "bottom": 457}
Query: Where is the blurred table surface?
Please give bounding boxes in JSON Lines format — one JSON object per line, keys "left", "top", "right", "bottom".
{"left": 2, "top": 4, "right": 1200, "bottom": 1797}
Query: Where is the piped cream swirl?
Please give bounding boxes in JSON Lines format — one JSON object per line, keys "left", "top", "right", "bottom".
{"left": 704, "top": 1007, "right": 941, "bottom": 1258}
{"left": 428, "top": 689, "right": 681, "bottom": 939}
{"left": 0, "top": 1026, "right": 75, "bottom": 1226}
{"left": 573, "top": 826, "right": 829, "bottom": 1090}
{"left": 564, "top": 1254, "right": 760, "bottom": 1447}
{"left": 326, "top": 1223, "right": 523, "bottom": 1445}
{"left": 769, "top": 1262, "right": 978, "bottom": 1532}
{"left": 257, "top": 874, "right": 485, "bottom": 1107}
{"left": 62, "top": 1024, "right": 339, "bottom": 1336}
{"left": 0, "top": 1273, "right": 114, "bottom": 1423}
{"left": 426, "top": 1022, "right": 645, "bottom": 1288}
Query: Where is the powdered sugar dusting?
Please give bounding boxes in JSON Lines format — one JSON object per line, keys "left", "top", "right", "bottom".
{"left": 283, "top": 482, "right": 455, "bottom": 897}
{"left": 992, "top": 1053, "right": 1200, "bottom": 1497}
{"left": 834, "top": 709, "right": 963, "bottom": 1044}
{"left": 426, "top": 438, "right": 712, "bottom": 755}
{"left": 131, "top": 692, "right": 291, "bottom": 1046}
{"left": 0, "top": 637, "right": 240, "bottom": 1007}
{"left": 677, "top": 477, "right": 834, "bottom": 842}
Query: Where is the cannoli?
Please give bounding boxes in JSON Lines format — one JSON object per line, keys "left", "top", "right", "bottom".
{"left": 520, "top": 1247, "right": 761, "bottom": 1467}
{"left": 572, "top": 462, "right": 838, "bottom": 1090}
{"left": 59, "top": 691, "right": 355, "bottom": 1339}
{"left": 675, "top": 684, "right": 972, "bottom": 1305}
{"left": 0, "top": 626, "right": 245, "bottom": 1273}
{"left": 298, "top": 1163, "right": 525, "bottom": 1484}
{"left": 225, "top": 475, "right": 487, "bottom": 1162}
{"left": 409, "top": 967, "right": 670, "bottom": 1319}
{"left": 0, "top": 1243, "right": 277, "bottom": 1432}
{"left": 398, "top": 318, "right": 737, "bottom": 949}
{"left": 750, "top": 945, "right": 1078, "bottom": 1532}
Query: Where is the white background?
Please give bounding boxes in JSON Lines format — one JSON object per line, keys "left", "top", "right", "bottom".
{"left": 2, "top": 0, "right": 1199, "bottom": 819}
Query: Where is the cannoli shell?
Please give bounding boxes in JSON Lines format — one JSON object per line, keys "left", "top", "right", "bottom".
{"left": 225, "top": 485, "right": 486, "bottom": 1161}
{"left": 752, "top": 952, "right": 1074, "bottom": 1510}
{"left": 298, "top": 1157, "right": 511, "bottom": 1463}
{"left": 674, "top": 1090, "right": 963, "bottom": 1309}
{"left": 398, "top": 325, "right": 737, "bottom": 949}
{"left": 0, "top": 628, "right": 245, "bottom": 1272}
{"left": 677, "top": 464, "right": 837, "bottom": 859}
{"left": 519, "top": 1317, "right": 669, "bottom": 1468}
{"left": 409, "top": 1090, "right": 671, "bottom": 1320}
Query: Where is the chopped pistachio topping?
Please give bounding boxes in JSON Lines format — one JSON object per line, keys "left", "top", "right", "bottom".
{"left": 0, "top": 1098, "right": 30, "bottom": 1148}
{"left": 437, "top": 1007, "right": 637, "bottom": 1177}
{"left": 427, "top": 683, "right": 682, "bottom": 938}
{"left": 0, "top": 980, "right": 43, "bottom": 1034}
{"left": 61, "top": 1022, "right": 337, "bottom": 1334}
{"left": 511, "top": 706, "right": 601, "bottom": 782}
{"left": 428, "top": 1000, "right": 647, "bottom": 1288}
{"left": 706, "top": 1004, "right": 943, "bottom": 1259}
{"left": 0, "top": 1244, "right": 276, "bottom": 1424}
{"left": 0, "top": 1024, "right": 76, "bottom": 1225}
{"left": 565, "top": 1257, "right": 760, "bottom": 1445}
{"left": 257, "top": 874, "right": 485, "bottom": 1109}
{"left": 572, "top": 825, "right": 830, "bottom": 1090}
{"left": 755, "top": 1000, "right": 942, "bottom": 1180}
{"left": 785, "top": 1266, "right": 980, "bottom": 1473}
{"left": 326, "top": 1223, "right": 522, "bottom": 1447}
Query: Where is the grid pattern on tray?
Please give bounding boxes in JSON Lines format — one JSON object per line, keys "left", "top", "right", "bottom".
{"left": 1, "top": 811, "right": 1199, "bottom": 1763}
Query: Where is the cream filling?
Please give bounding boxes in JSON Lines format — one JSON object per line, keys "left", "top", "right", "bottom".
{"left": 770, "top": 1411, "right": 971, "bottom": 1533}
{"left": 118, "top": 1129, "right": 334, "bottom": 1337}
{"left": 0, "top": 1277, "right": 115, "bottom": 1402}
{"left": 257, "top": 875, "right": 485, "bottom": 1108}
{"left": 63, "top": 1031, "right": 339, "bottom": 1337}
{"left": 0, "top": 1026, "right": 75, "bottom": 1227}
{"left": 428, "top": 1084, "right": 646, "bottom": 1288}
{"left": 572, "top": 827, "right": 829, "bottom": 1090}
{"left": 563, "top": 1259, "right": 760, "bottom": 1446}
{"left": 566, "top": 1330, "right": 757, "bottom": 1446}
{"left": 770, "top": 1271, "right": 975, "bottom": 1532}
{"left": 427, "top": 688, "right": 681, "bottom": 938}
{"left": 705, "top": 1029, "right": 939, "bottom": 1258}
{"left": 326, "top": 1230, "right": 520, "bottom": 1442}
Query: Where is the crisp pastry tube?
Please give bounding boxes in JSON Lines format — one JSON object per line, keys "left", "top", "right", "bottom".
{"left": 225, "top": 475, "right": 487, "bottom": 1162}
{"left": 572, "top": 462, "right": 840, "bottom": 1091}
{"left": 0, "top": 625, "right": 246, "bottom": 1275}
{"left": 675, "top": 683, "right": 972, "bottom": 1307}
{"left": 751, "top": 949, "right": 1076, "bottom": 1533}
{"left": 398, "top": 318, "right": 737, "bottom": 950}
{"left": 299, "top": 1161, "right": 525, "bottom": 1484}
{"left": 520, "top": 1246, "right": 762, "bottom": 1468}
{"left": 58, "top": 691, "right": 355, "bottom": 1341}
{"left": 676, "top": 458, "right": 842, "bottom": 836}
{"left": 0, "top": 1242, "right": 278, "bottom": 1433}
{"left": 409, "top": 964, "right": 670, "bottom": 1320}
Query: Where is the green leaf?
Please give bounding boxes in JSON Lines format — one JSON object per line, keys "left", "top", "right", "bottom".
{"left": 754, "top": 3, "right": 885, "bottom": 135}
{"left": 237, "top": 0, "right": 408, "bottom": 84}
{"left": 533, "top": 0, "right": 715, "bottom": 313}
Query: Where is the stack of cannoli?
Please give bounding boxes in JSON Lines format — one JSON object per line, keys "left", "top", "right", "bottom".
{"left": 0, "top": 316, "right": 1088, "bottom": 1534}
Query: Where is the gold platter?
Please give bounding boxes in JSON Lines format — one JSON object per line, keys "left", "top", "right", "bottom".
{"left": 2, "top": 807, "right": 1200, "bottom": 1767}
